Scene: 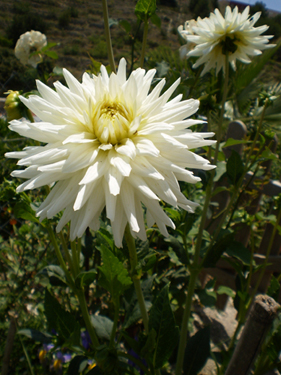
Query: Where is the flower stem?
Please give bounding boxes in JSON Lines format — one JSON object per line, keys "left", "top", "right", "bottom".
{"left": 175, "top": 269, "right": 199, "bottom": 375}
{"left": 47, "top": 225, "right": 99, "bottom": 349}
{"left": 59, "top": 231, "right": 75, "bottom": 274}
{"left": 102, "top": 0, "right": 116, "bottom": 73}
{"left": 175, "top": 54, "right": 230, "bottom": 375}
{"left": 109, "top": 302, "right": 120, "bottom": 348}
{"left": 71, "top": 240, "right": 80, "bottom": 277}
{"left": 140, "top": 19, "right": 149, "bottom": 68}
{"left": 76, "top": 288, "right": 100, "bottom": 349}
{"left": 124, "top": 224, "right": 149, "bottom": 332}
{"left": 47, "top": 225, "right": 75, "bottom": 290}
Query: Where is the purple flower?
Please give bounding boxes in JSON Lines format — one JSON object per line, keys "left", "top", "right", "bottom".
{"left": 81, "top": 330, "right": 92, "bottom": 350}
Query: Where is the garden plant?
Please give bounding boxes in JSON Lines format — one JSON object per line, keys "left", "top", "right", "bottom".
{"left": 1, "top": 0, "right": 281, "bottom": 375}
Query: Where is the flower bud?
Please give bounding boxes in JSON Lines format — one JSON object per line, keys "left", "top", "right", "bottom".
{"left": 4, "top": 91, "right": 33, "bottom": 122}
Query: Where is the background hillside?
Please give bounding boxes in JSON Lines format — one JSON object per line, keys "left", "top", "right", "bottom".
{"left": 0, "top": 0, "right": 280, "bottom": 96}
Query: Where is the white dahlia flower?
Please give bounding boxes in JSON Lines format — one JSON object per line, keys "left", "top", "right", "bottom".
{"left": 180, "top": 6, "right": 274, "bottom": 75}
{"left": 178, "top": 19, "right": 197, "bottom": 59}
{"left": 6, "top": 59, "right": 215, "bottom": 247}
{"left": 15, "top": 30, "right": 47, "bottom": 68}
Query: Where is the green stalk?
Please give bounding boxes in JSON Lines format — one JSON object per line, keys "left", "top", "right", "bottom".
{"left": 76, "top": 288, "right": 100, "bottom": 349}
{"left": 59, "top": 232, "right": 75, "bottom": 274}
{"left": 124, "top": 224, "right": 149, "bottom": 332}
{"left": 204, "top": 97, "right": 269, "bottom": 253}
{"left": 47, "top": 226, "right": 99, "bottom": 349}
{"left": 250, "top": 207, "right": 281, "bottom": 301}
{"left": 109, "top": 302, "right": 120, "bottom": 348}
{"left": 19, "top": 334, "right": 35, "bottom": 375}
{"left": 175, "top": 269, "right": 199, "bottom": 375}
{"left": 47, "top": 225, "right": 75, "bottom": 290}
{"left": 117, "top": 351, "right": 149, "bottom": 374}
{"left": 102, "top": 0, "right": 116, "bottom": 73}
{"left": 140, "top": 18, "right": 149, "bottom": 68}
{"left": 245, "top": 98, "right": 268, "bottom": 168}
{"left": 175, "top": 54, "right": 230, "bottom": 375}
{"left": 71, "top": 240, "right": 80, "bottom": 278}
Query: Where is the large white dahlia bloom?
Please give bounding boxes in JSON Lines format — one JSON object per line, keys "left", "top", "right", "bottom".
{"left": 6, "top": 59, "right": 215, "bottom": 247}
{"left": 15, "top": 30, "right": 47, "bottom": 68}
{"left": 179, "top": 6, "right": 274, "bottom": 75}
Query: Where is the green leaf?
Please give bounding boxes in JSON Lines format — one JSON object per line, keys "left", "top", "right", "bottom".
{"left": 90, "top": 315, "right": 113, "bottom": 341}
{"left": 148, "top": 284, "right": 179, "bottom": 369}
{"left": 226, "top": 150, "right": 244, "bottom": 185}
{"left": 124, "top": 300, "right": 152, "bottom": 329}
{"left": 98, "top": 245, "right": 132, "bottom": 304}
{"left": 140, "top": 329, "right": 157, "bottom": 360}
{"left": 267, "top": 275, "right": 280, "bottom": 302}
{"left": 43, "top": 50, "right": 58, "bottom": 59}
{"left": 216, "top": 286, "right": 235, "bottom": 298}
{"left": 108, "top": 18, "right": 119, "bottom": 28}
{"left": 119, "top": 19, "right": 131, "bottom": 33}
{"left": 13, "top": 201, "right": 40, "bottom": 223}
{"left": 150, "top": 13, "right": 161, "bottom": 28}
{"left": 67, "top": 355, "right": 88, "bottom": 375}
{"left": 202, "top": 233, "right": 235, "bottom": 268}
{"left": 213, "top": 161, "right": 226, "bottom": 182}
{"left": 17, "top": 329, "right": 52, "bottom": 344}
{"left": 41, "top": 42, "right": 57, "bottom": 50}
{"left": 197, "top": 279, "right": 217, "bottom": 307}
{"left": 135, "top": 0, "right": 156, "bottom": 21}
{"left": 224, "top": 241, "right": 251, "bottom": 265}
{"left": 222, "top": 138, "right": 250, "bottom": 148}
{"left": 43, "top": 265, "right": 67, "bottom": 286}
{"left": 75, "top": 270, "right": 97, "bottom": 289}
{"left": 44, "top": 289, "right": 77, "bottom": 339}
{"left": 53, "top": 66, "right": 64, "bottom": 76}
{"left": 183, "top": 327, "right": 210, "bottom": 375}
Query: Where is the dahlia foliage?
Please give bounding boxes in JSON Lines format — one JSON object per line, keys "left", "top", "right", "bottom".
{"left": 179, "top": 6, "right": 274, "bottom": 75}
{"left": 6, "top": 59, "right": 215, "bottom": 246}
{"left": 15, "top": 30, "right": 47, "bottom": 68}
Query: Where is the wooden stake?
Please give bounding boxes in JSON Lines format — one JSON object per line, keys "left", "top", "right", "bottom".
{"left": 225, "top": 295, "right": 279, "bottom": 375}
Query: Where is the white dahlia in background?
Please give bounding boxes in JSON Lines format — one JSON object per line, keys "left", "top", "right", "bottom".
{"left": 180, "top": 6, "right": 274, "bottom": 75}
{"left": 178, "top": 19, "right": 198, "bottom": 59}
{"left": 6, "top": 59, "right": 215, "bottom": 247}
{"left": 15, "top": 30, "right": 47, "bottom": 68}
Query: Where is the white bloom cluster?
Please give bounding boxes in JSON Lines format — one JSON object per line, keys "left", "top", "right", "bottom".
{"left": 6, "top": 59, "right": 215, "bottom": 247}
{"left": 179, "top": 6, "right": 274, "bottom": 75}
{"left": 15, "top": 30, "right": 47, "bottom": 68}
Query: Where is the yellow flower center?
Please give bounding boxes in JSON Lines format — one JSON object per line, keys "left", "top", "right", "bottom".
{"left": 93, "top": 100, "right": 132, "bottom": 145}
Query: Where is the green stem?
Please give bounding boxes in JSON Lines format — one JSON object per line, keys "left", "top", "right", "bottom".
{"left": 117, "top": 351, "right": 149, "bottom": 374}
{"left": 76, "top": 289, "right": 100, "bottom": 349}
{"left": 175, "top": 269, "right": 199, "bottom": 375}
{"left": 102, "top": 0, "right": 116, "bottom": 73}
{"left": 109, "top": 302, "right": 120, "bottom": 348}
{"left": 245, "top": 99, "right": 269, "bottom": 168}
{"left": 124, "top": 224, "right": 149, "bottom": 332}
{"left": 59, "top": 232, "right": 75, "bottom": 274}
{"left": 250, "top": 207, "right": 281, "bottom": 300}
{"left": 175, "top": 54, "right": 230, "bottom": 375}
{"left": 19, "top": 333, "right": 35, "bottom": 375}
{"left": 48, "top": 226, "right": 99, "bottom": 349}
{"left": 47, "top": 225, "right": 75, "bottom": 290}
{"left": 140, "top": 18, "right": 149, "bottom": 68}
{"left": 71, "top": 240, "right": 80, "bottom": 277}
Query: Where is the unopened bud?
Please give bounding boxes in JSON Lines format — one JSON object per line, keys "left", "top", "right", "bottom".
{"left": 4, "top": 91, "right": 33, "bottom": 122}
